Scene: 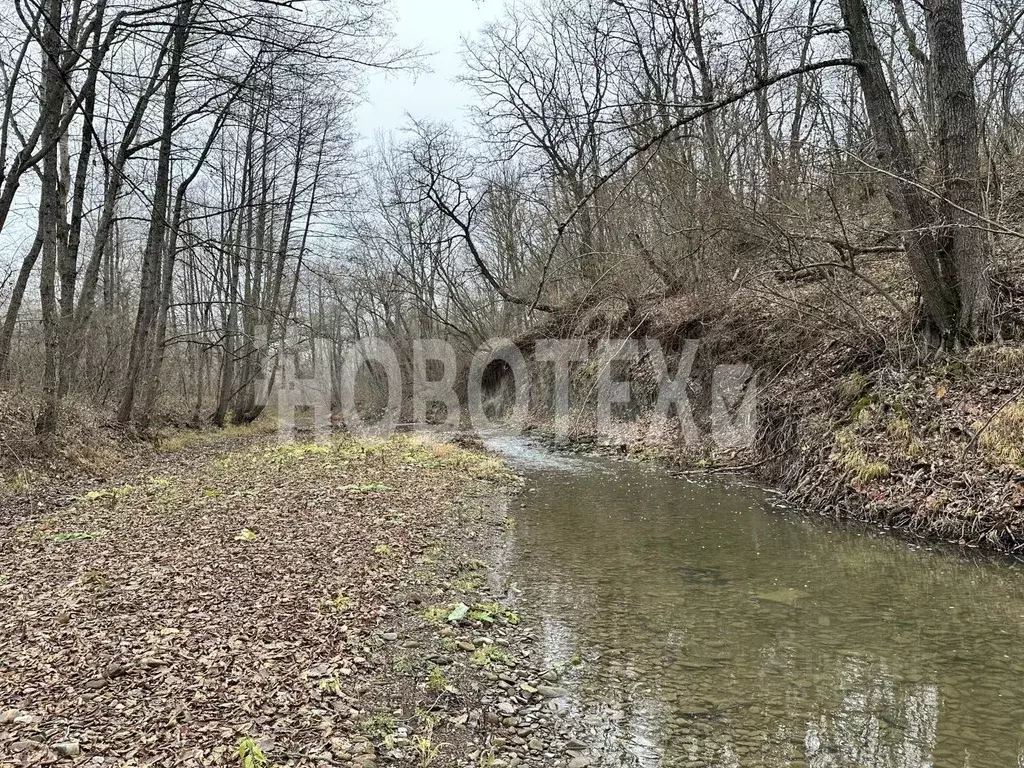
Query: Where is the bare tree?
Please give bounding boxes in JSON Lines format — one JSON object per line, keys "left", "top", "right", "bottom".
{"left": 840, "top": 0, "right": 992, "bottom": 345}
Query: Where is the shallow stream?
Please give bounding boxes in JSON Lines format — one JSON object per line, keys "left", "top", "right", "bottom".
{"left": 486, "top": 436, "right": 1024, "bottom": 768}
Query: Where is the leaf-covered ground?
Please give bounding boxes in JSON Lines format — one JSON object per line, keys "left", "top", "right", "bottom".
{"left": 1, "top": 434, "right": 582, "bottom": 768}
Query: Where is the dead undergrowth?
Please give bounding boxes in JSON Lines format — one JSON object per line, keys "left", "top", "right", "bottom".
{"left": 0, "top": 393, "right": 148, "bottom": 493}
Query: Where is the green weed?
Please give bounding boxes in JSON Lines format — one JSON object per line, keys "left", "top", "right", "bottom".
{"left": 360, "top": 712, "right": 396, "bottom": 741}
{"left": 415, "top": 734, "right": 444, "bottom": 767}
{"left": 851, "top": 397, "right": 877, "bottom": 423}
{"left": 415, "top": 708, "right": 440, "bottom": 730}
{"left": 318, "top": 673, "right": 344, "bottom": 696}
{"left": 79, "top": 484, "right": 134, "bottom": 503}
{"left": 470, "top": 645, "right": 514, "bottom": 667}
{"left": 341, "top": 482, "right": 394, "bottom": 494}
{"left": 321, "top": 591, "right": 352, "bottom": 614}
{"left": 423, "top": 605, "right": 448, "bottom": 623}
{"left": 453, "top": 573, "right": 484, "bottom": 592}
{"left": 426, "top": 665, "right": 449, "bottom": 692}
{"left": 234, "top": 737, "right": 270, "bottom": 768}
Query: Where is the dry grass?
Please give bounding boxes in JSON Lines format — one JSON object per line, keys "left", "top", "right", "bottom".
{"left": 977, "top": 403, "right": 1024, "bottom": 466}
{"left": 836, "top": 448, "right": 891, "bottom": 484}
{"left": 0, "top": 392, "right": 145, "bottom": 489}
{"left": 966, "top": 343, "right": 1024, "bottom": 376}
{"left": 155, "top": 419, "right": 277, "bottom": 453}
{"left": 886, "top": 415, "right": 913, "bottom": 442}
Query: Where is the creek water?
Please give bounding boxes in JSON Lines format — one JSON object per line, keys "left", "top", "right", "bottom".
{"left": 485, "top": 435, "right": 1024, "bottom": 768}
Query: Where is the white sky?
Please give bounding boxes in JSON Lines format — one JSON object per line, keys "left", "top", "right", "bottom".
{"left": 355, "top": 0, "right": 503, "bottom": 141}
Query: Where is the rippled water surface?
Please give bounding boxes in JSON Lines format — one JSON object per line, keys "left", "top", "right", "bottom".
{"left": 486, "top": 436, "right": 1024, "bottom": 768}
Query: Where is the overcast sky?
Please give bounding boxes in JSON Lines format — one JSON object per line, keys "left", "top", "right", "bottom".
{"left": 0, "top": 1, "right": 502, "bottom": 256}
{"left": 355, "top": 0, "right": 502, "bottom": 142}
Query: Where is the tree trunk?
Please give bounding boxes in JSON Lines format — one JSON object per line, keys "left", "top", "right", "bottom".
{"left": 35, "top": 0, "right": 66, "bottom": 436}
{"left": 840, "top": 0, "right": 990, "bottom": 346}
{"left": 0, "top": 233, "right": 42, "bottom": 376}
{"left": 117, "top": 0, "right": 192, "bottom": 425}
{"left": 56, "top": 0, "right": 105, "bottom": 399}
{"left": 924, "top": 0, "right": 993, "bottom": 340}
{"left": 69, "top": 23, "right": 176, "bottom": 385}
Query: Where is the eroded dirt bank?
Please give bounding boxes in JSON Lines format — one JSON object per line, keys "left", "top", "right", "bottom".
{"left": 535, "top": 340, "right": 1024, "bottom": 552}
{"left": 0, "top": 434, "right": 591, "bottom": 768}
{"left": 509, "top": 296, "right": 1024, "bottom": 554}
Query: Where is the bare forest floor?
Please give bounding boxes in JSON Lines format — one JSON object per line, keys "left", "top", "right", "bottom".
{"left": 0, "top": 433, "right": 588, "bottom": 768}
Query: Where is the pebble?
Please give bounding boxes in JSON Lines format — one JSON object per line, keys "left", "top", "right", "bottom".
{"left": 381, "top": 632, "right": 398, "bottom": 641}
{"left": 54, "top": 742, "right": 81, "bottom": 758}
{"left": 0, "top": 709, "right": 21, "bottom": 724}
{"left": 536, "top": 685, "right": 570, "bottom": 699}
{"left": 568, "top": 758, "right": 593, "bottom": 768}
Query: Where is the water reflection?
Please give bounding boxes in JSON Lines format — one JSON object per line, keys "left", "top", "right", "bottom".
{"left": 493, "top": 438, "right": 1024, "bottom": 767}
